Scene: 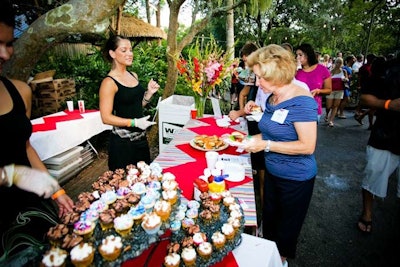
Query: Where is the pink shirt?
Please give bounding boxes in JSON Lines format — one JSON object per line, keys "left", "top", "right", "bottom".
{"left": 295, "top": 64, "right": 331, "bottom": 115}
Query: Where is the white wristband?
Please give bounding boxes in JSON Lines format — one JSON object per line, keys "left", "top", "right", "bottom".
{"left": 265, "top": 140, "right": 271, "bottom": 152}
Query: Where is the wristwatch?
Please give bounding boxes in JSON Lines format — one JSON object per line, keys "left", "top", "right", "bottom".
{"left": 265, "top": 140, "right": 271, "bottom": 152}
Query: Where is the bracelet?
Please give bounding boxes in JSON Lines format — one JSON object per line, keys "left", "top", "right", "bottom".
{"left": 384, "top": 99, "right": 391, "bottom": 110}
{"left": 127, "top": 119, "right": 132, "bottom": 127}
{"left": 143, "top": 97, "right": 151, "bottom": 103}
{"left": 131, "top": 119, "right": 135, "bottom": 127}
{"left": 51, "top": 189, "right": 66, "bottom": 200}
{"left": 265, "top": 140, "right": 271, "bottom": 152}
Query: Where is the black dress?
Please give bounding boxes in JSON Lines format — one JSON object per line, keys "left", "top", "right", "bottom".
{"left": 107, "top": 75, "right": 151, "bottom": 170}
{"left": 0, "top": 76, "right": 57, "bottom": 260}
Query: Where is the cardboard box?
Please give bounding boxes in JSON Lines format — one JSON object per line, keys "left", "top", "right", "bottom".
{"left": 158, "top": 95, "right": 194, "bottom": 152}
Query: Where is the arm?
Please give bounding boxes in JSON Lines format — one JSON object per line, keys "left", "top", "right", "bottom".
{"left": 239, "top": 85, "right": 250, "bottom": 110}
{"left": 360, "top": 94, "right": 400, "bottom": 112}
{"left": 244, "top": 121, "right": 317, "bottom": 155}
{"left": 99, "top": 77, "right": 132, "bottom": 127}
{"left": 14, "top": 79, "right": 74, "bottom": 217}
{"left": 311, "top": 77, "right": 332, "bottom": 97}
{"left": 142, "top": 78, "right": 160, "bottom": 107}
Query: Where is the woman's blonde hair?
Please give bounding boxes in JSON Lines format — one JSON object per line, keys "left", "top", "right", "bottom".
{"left": 246, "top": 44, "right": 296, "bottom": 86}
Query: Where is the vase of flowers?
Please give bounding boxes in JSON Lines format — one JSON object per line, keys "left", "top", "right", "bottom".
{"left": 177, "top": 36, "right": 235, "bottom": 118}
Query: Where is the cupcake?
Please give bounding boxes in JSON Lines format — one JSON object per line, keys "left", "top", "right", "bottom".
{"left": 46, "top": 224, "right": 69, "bottom": 247}
{"left": 192, "top": 232, "right": 207, "bottom": 246}
{"left": 61, "top": 233, "right": 83, "bottom": 250}
{"left": 197, "top": 241, "right": 212, "bottom": 259}
{"left": 140, "top": 194, "right": 156, "bottom": 211}
{"left": 80, "top": 209, "right": 99, "bottom": 223}
{"left": 141, "top": 213, "right": 162, "bottom": 235}
{"left": 147, "top": 181, "right": 161, "bottom": 191}
{"left": 73, "top": 220, "right": 95, "bottom": 239}
{"left": 99, "top": 209, "right": 116, "bottom": 231}
{"left": 181, "top": 218, "right": 195, "bottom": 230}
{"left": 175, "top": 210, "right": 186, "bottom": 221}
{"left": 116, "top": 187, "right": 131, "bottom": 199}
{"left": 112, "top": 198, "right": 130, "bottom": 214}
{"left": 98, "top": 235, "right": 123, "bottom": 261}
{"left": 228, "top": 217, "right": 241, "bottom": 231}
{"left": 154, "top": 200, "right": 172, "bottom": 221}
{"left": 128, "top": 204, "right": 146, "bottom": 223}
{"left": 187, "top": 200, "right": 200, "bottom": 210}
{"left": 209, "top": 192, "right": 222, "bottom": 204}
{"left": 170, "top": 220, "right": 181, "bottom": 232}
{"left": 211, "top": 231, "right": 226, "bottom": 249}
{"left": 41, "top": 247, "right": 68, "bottom": 267}
{"left": 125, "top": 192, "right": 141, "bottom": 205}
{"left": 161, "top": 172, "right": 176, "bottom": 182}
{"left": 185, "top": 208, "right": 198, "bottom": 221}
{"left": 223, "top": 196, "right": 235, "bottom": 207}
{"left": 70, "top": 242, "right": 95, "bottom": 267}
{"left": 162, "top": 180, "right": 178, "bottom": 191}
{"left": 221, "top": 223, "right": 235, "bottom": 240}
{"left": 199, "top": 209, "right": 212, "bottom": 224}
{"left": 89, "top": 199, "right": 108, "bottom": 213}
{"left": 164, "top": 252, "right": 181, "bottom": 267}
{"left": 132, "top": 182, "right": 146, "bottom": 195}
{"left": 114, "top": 214, "right": 134, "bottom": 237}
{"left": 101, "top": 191, "right": 117, "bottom": 205}
{"left": 181, "top": 247, "right": 196, "bottom": 267}
{"left": 230, "top": 209, "right": 243, "bottom": 220}
{"left": 162, "top": 190, "right": 178, "bottom": 205}
{"left": 209, "top": 204, "right": 221, "bottom": 219}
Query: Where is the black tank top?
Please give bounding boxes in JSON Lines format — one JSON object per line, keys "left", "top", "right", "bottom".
{"left": 0, "top": 76, "right": 32, "bottom": 167}
{"left": 107, "top": 73, "right": 145, "bottom": 132}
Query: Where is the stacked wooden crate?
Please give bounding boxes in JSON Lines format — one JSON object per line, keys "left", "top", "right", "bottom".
{"left": 31, "top": 70, "right": 76, "bottom": 116}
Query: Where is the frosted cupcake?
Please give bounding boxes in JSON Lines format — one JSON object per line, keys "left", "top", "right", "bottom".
{"left": 181, "top": 218, "right": 195, "bottom": 230}
{"left": 128, "top": 204, "right": 146, "bottom": 224}
{"left": 181, "top": 247, "right": 196, "bottom": 267}
{"left": 46, "top": 224, "right": 69, "bottom": 247}
{"left": 193, "top": 232, "right": 207, "bottom": 246}
{"left": 211, "top": 231, "right": 226, "bottom": 249}
{"left": 221, "top": 223, "right": 235, "bottom": 240}
{"left": 101, "top": 191, "right": 117, "bottom": 205}
{"left": 116, "top": 187, "right": 131, "bottom": 199}
{"left": 162, "top": 180, "right": 178, "bottom": 191}
{"left": 197, "top": 241, "right": 212, "bottom": 259}
{"left": 161, "top": 172, "right": 176, "bottom": 182}
{"left": 228, "top": 217, "right": 241, "bottom": 232}
{"left": 41, "top": 247, "right": 68, "bottom": 267}
{"left": 98, "top": 235, "right": 123, "bottom": 261}
{"left": 164, "top": 252, "right": 181, "bottom": 267}
{"left": 132, "top": 182, "right": 146, "bottom": 195}
{"left": 162, "top": 190, "right": 178, "bottom": 205}
{"left": 99, "top": 209, "right": 116, "bottom": 231}
{"left": 114, "top": 214, "right": 134, "bottom": 237}
{"left": 70, "top": 242, "right": 95, "bottom": 267}
{"left": 170, "top": 220, "right": 181, "bottom": 233}
{"left": 73, "top": 220, "right": 95, "bottom": 239}
{"left": 141, "top": 213, "right": 162, "bottom": 235}
{"left": 223, "top": 196, "right": 235, "bottom": 207}
{"left": 185, "top": 208, "right": 198, "bottom": 221}
{"left": 187, "top": 200, "right": 200, "bottom": 210}
{"left": 80, "top": 209, "right": 99, "bottom": 223}
{"left": 140, "top": 194, "right": 156, "bottom": 211}
{"left": 154, "top": 200, "right": 172, "bottom": 221}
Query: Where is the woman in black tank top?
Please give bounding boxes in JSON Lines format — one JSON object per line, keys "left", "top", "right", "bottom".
{"left": 99, "top": 35, "right": 160, "bottom": 170}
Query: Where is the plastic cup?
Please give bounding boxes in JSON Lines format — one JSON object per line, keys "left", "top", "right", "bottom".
{"left": 66, "top": 101, "right": 74, "bottom": 112}
{"left": 191, "top": 109, "right": 197, "bottom": 119}
{"left": 78, "top": 100, "right": 85, "bottom": 113}
{"left": 205, "top": 151, "right": 219, "bottom": 170}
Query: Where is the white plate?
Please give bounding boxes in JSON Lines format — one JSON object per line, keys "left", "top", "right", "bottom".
{"left": 189, "top": 139, "right": 229, "bottom": 152}
{"left": 222, "top": 162, "right": 245, "bottom": 182}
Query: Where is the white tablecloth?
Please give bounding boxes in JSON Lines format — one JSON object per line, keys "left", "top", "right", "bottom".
{"left": 234, "top": 234, "right": 283, "bottom": 267}
{"left": 30, "top": 111, "right": 112, "bottom": 161}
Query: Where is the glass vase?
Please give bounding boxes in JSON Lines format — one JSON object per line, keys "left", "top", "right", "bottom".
{"left": 194, "top": 94, "right": 206, "bottom": 118}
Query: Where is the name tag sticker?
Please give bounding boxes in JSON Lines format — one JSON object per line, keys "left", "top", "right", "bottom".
{"left": 271, "top": 109, "right": 288, "bottom": 124}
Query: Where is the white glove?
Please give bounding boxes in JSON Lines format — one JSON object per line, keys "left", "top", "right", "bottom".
{"left": 3, "top": 164, "right": 59, "bottom": 198}
{"left": 135, "top": 115, "right": 156, "bottom": 130}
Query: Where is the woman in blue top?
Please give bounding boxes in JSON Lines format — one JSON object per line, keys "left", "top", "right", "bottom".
{"left": 243, "top": 44, "right": 318, "bottom": 265}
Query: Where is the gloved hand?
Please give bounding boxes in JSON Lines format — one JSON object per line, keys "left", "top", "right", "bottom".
{"left": 135, "top": 115, "right": 156, "bottom": 130}
{"left": 3, "top": 164, "right": 60, "bottom": 198}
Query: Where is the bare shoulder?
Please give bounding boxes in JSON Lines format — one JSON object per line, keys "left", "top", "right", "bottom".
{"left": 10, "top": 79, "right": 32, "bottom": 100}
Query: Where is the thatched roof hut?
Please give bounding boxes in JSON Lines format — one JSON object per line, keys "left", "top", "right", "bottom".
{"left": 116, "top": 15, "right": 167, "bottom": 41}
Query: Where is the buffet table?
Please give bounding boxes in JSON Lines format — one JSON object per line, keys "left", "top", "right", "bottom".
{"left": 153, "top": 116, "right": 257, "bottom": 227}
{"left": 30, "top": 110, "right": 112, "bottom": 161}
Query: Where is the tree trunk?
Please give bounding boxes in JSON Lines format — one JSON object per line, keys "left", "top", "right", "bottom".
{"left": 4, "top": 0, "right": 125, "bottom": 81}
{"left": 226, "top": 0, "right": 235, "bottom": 60}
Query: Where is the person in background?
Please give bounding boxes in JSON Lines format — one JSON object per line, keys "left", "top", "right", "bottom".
{"left": 324, "top": 57, "right": 348, "bottom": 127}
{"left": 357, "top": 55, "right": 398, "bottom": 233}
{"left": 229, "top": 61, "right": 240, "bottom": 110}
{"left": 0, "top": 1, "right": 74, "bottom": 261}
{"left": 352, "top": 54, "right": 364, "bottom": 73}
{"left": 99, "top": 35, "right": 159, "bottom": 171}
{"left": 235, "top": 42, "right": 259, "bottom": 110}
{"left": 321, "top": 54, "right": 332, "bottom": 70}
{"left": 295, "top": 43, "right": 332, "bottom": 122}
{"left": 354, "top": 53, "right": 376, "bottom": 129}
{"left": 337, "top": 55, "right": 356, "bottom": 119}
{"left": 243, "top": 44, "right": 318, "bottom": 266}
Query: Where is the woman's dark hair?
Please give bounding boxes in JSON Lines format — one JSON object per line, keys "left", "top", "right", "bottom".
{"left": 0, "top": 1, "right": 16, "bottom": 28}
{"left": 295, "top": 43, "right": 319, "bottom": 66}
{"left": 370, "top": 56, "right": 387, "bottom": 77}
{"left": 103, "top": 35, "right": 129, "bottom": 62}
{"left": 240, "top": 42, "right": 259, "bottom": 57}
